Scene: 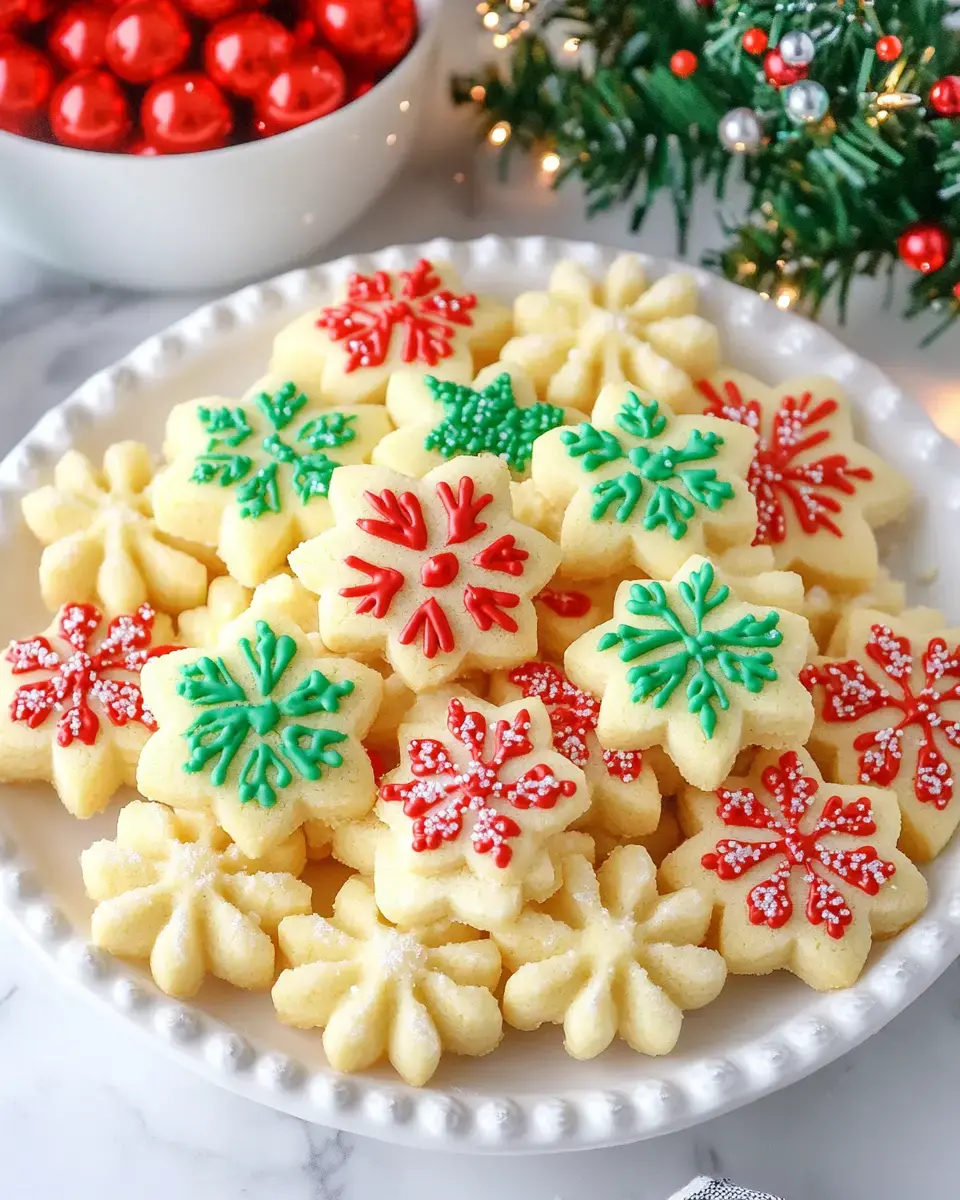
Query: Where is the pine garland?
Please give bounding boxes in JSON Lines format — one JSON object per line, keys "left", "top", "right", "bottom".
{"left": 453, "top": 0, "right": 960, "bottom": 338}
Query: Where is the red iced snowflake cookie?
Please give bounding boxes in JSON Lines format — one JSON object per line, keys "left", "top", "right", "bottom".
{"left": 802, "top": 607, "right": 960, "bottom": 862}
{"left": 660, "top": 748, "right": 927, "bottom": 990}
{"left": 696, "top": 369, "right": 911, "bottom": 591}
{"left": 270, "top": 258, "right": 513, "bottom": 406}
{"left": 289, "top": 456, "right": 561, "bottom": 692}
{"left": 0, "top": 602, "right": 177, "bottom": 817}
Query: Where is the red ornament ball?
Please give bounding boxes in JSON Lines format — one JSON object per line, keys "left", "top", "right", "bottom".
{"left": 349, "top": 77, "right": 375, "bottom": 102}
{"left": 49, "top": 68, "right": 131, "bottom": 150}
{"left": 875, "top": 35, "right": 902, "bottom": 62}
{"left": 742, "top": 27, "right": 768, "bottom": 56}
{"left": 0, "top": 39, "right": 54, "bottom": 132}
{"left": 205, "top": 13, "right": 293, "bottom": 98}
{"left": 255, "top": 46, "right": 345, "bottom": 135}
{"left": 179, "top": 0, "right": 265, "bottom": 22}
{"left": 142, "top": 72, "right": 234, "bottom": 153}
{"left": 128, "top": 136, "right": 159, "bottom": 153}
{"left": 897, "top": 222, "right": 953, "bottom": 274}
{"left": 763, "top": 48, "right": 807, "bottom": 88}
{"left": 49, "top": 3, "right": 110, "bottom": 72}
{"left": 313, "top": 0, "right": 415, "bottom": 72}
{"left": 670, "top": 49, "right": 697, "bottom": 79}
{"left": 0, "top": 0, "right": 50, "bottom": 30}
{"left": 929, "top": 75, "right": 960, "bottom": 117}
{"left": 105, "top": 0, "right": 190, "bottom": 84}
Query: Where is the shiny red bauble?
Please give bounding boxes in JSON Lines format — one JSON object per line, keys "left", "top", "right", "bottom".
{"left": 105, "top": 0, "right": 190, "bottom": 84}
{"left": 255, "top": 46, "right": 345, "bottom": 135}
{"left": 742, "top": 27, "right": 768, "bottom": 56}
{"left": 929, "top": 75, "right": 960, "bottom": 117}
{"left": 49, "top": 68, "right": 131, "bottom": 150}
{"left": 313, "top": 0, "right": 415, "bottom": 72}
{"left": 670, "top": 49, "right": 697, "bottom": 78}
{"left": 875, "top": 35, "right": 902, "bottom": 62}
{"left": 0, "top": 0, "right": 49, "bottom": 31}
{"left": 763, "top": 48, "right": 807, "bottom": 88}
{"left": 897, "top": 222, "right": 953, "bottom": 274}
{"left": 205, "top": 12, "right": 293, "bottom": 98}
{"left": 0, "top": 38, "right": 54, "bottom": 132}
{"left": 179, "top": 0, "right": 265, "bottom": 22}
{"left": 49, "top": 3, "right": 111, "bottom": 71}
{"left": 141, "top": 71, "right": 233, "bottom": 152}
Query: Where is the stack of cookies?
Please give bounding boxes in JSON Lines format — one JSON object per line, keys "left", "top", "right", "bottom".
{"left": 1, "top": 254, "right": 949, "bottom": 1088}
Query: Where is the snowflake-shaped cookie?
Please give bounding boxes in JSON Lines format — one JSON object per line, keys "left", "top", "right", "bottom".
{"left": 489, "top": 660, "right": 661, "bottom": 837}
{"left": 81, "top": 801, "right": 311, "bottom": 998}
{"left": 21, "top": 441, "right": 212, "bottom": 617}
{"left": 661, "top": 749, "right": 928, "bottom": 990}
{"left": 176, "top": 574, "right": 320, "bottom": 647}
{"left": 136, "top": 609, "right": 382, "bottom": 858}
{"left": 531, "top": 385, "right": 757, "bottom": 580}
{"left": 496, "top": 846, "right": 725, "bottom": 1058}
{"left": 802, "top": 567, "right": 907, "bottom": 654}
{"left": 152, "top": 379, "right": 391, "bottom": 587}
{"left": 499, "top": 256, "right": 720, "bottom": 412}
{"left": 270, "top": 258, "right": 513, "bottom": 406}
{"left": 697, "top": 370, "right": 911, "bottom": 590}
{"left": 0, "top": 603, "right": 177, "bottom": 817}
{"left": 802, "top": 608, "right": 960, "bottom": 862}
{"left": 272, "top": 876, "right": 502, "bottom": 1086}
{"left": 566, "top": 556, "right": 813, "bottom": 791}
{"left": 374, "top": 363, "right": 571, "bottom": 481}
{"left": 374, "top": 691, "right": 590, "bottom": 930}
{"left": 288, "top": 456, "right": 560, "bottom": 692}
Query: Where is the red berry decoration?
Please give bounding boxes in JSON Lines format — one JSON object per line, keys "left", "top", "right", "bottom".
{"left": 670, "top": 49, "right": 697, "bottom": 79}
{"left": 0, "top": 39, "right": 54, "bottom": 133}
{"left": 875, "top": 35, "right": 902, "bottom": 62}
{"left": 49, "top": 3, "right": 110, "bottom": 72}
{"left": 49, "top": 68, "right": 131, "bottom": 150}
{"left": 929, "top": 75, "right": 960, "bottom": 117}
{"left": 105, "top": 0, "right": 190, "bottom": 84}
{"left": 742, "top": 27, "right": 768, "bottom": 56}
{"left": 313, "top": 0, "right": 415, "bottom": 72}
{"left": 255, "top": 46, "right": 345, "bottom": 135}
{"left": 142, "top": 72, "right": 233, "bottom": 153}
{"left": 205, "top": 13, "right": 293, "bottom": 98}
{"left": 763, "top": 48, "right": 807, "bottom": 88}
{"left": 179, "top": 0, "right": 265, "bottom": 22}
{"left": 898, "top": 222, "right": 953, "bottom": 274}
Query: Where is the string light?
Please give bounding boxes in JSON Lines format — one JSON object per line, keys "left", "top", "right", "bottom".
{"left": 488, "top": 121, "right": 511, "bottom": 146}
{"left": 482, "top": 10, "right": 499, "bottom": 27}
{"left": 469, "top": 84, "right": 486, "bottom": 102}
{"left": 475, "top": 1, "right": 489, "bottom": 11}
{"left": 562, "top": 36, "right": 581, "bottom": 52}
{"left": 776, "top": 286, "right": 799, "bottom": 310}
{"left": 540, "top": 151, "right": 561, "bottom": 173}
{"left": 508, "top": 0, "right": 526, "bottom": 10}
{"left": 876, "top": 91, "right": 921, "bottom": 109}
{"left": 493, "top": 32, "right": 509, "bottom": 47}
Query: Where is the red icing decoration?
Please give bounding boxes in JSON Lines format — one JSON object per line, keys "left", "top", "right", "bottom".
{"left": 472, "top": 533, "right": 528, "bottom": 576}
{"left": 357, "top": 488, "right": 427, "bottom": 549}
{"left": 420, "top": 551, "right": 459, "bottom": 588}
{"left": 801, "top": 625, "right": 960, "bottom": 809}
{"left": 536, "top": 588, "right": 592, "bottom": 619}
{"left": 380, "top": 698, "right": 576, "bottom": 867}
{"left": 700, "top": 750, "right": 896, "bottom": 938}
{"left": 463, "top": 585, "right": 519, "bottom": 633}
{"left": 436, "top": 476, "right": 491, "bottom": 546}
{"left": 398, "top": 598, "right": 455, "bottom": 658}
{"left": 6, "top": 603, "right": 176, "bottom": 748}
{"left": 507, "top": 660, "right": 643, "bottom": 782}
{"left": 339, "top": 556, "right": 404, "bottom": 617}
{"left": 699, "top": 377, "right": 873, "bottom": 545}
{"left": 316, "top": 258, "right": 477, "bottom": 373}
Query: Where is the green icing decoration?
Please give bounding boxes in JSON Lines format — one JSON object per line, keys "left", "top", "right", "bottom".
{"left": 422, "top": 372, "right": 564, "bottom": 474}
{"left": 560, "top": 392, "right": 736, "bottom": 539}
{"left": 177, "top": 619, "right": 355, "bottom": 808}
{"left": 596, "top": 561, "right": 783, "bottom": 739}
{"left": 189, "top": 382, "right": 358, "bottom": 519}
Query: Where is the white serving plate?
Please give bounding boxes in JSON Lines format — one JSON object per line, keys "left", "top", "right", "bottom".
{"left": 0, "top": 236, "right": 956, "bottom": 1154}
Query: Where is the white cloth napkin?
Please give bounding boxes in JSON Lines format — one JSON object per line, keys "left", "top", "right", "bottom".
{"left": 670, "top": 1179, "right": 784, "bottom": 1200}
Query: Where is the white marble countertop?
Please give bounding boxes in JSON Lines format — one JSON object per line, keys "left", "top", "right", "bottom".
{"left": 2, "top": 8, "right": 960, "bottom": 1198}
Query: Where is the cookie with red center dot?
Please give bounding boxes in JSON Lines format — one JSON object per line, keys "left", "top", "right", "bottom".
{"left": 0, "top": 602, "right": 177, "bottom": 817}
{"left": 695, "top": 369, "right": 911, "bottom": 592}
{"left": 288, "top": 455, "right": 561, "bottom": 693}
{"left": 802, "top": 607, "right": 960, "bottom": 862}
{"left": 660, "top": 747, "right": 927, "bottom": 990}
{"left": 270, "top": 258, "right": 513, "bottom": 407}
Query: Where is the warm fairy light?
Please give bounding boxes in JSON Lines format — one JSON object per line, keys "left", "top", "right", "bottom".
{"left": 562, "top": 36, "right": 581, "bottom": 52}
{"left": 470, "top": 84, "right": 486, "bottom": 102}
{"left": 540, "top": 151, "right": 561, "bottom": 173}
{"left": 922, "top": 45, "right": 936, "bottom": 64}
{"left": 488, "top": 121, "right": 511, "bottom": 146}
{"left": 776, "top": 286, "right": 798, "bottom": 310}
{"left": 758, "top": 291, "right": 771, "bottom": 301}
{"left": 475, "top": 1, "right": 490, "bottom": 11}
{"left": 482, "top": 10, "right": 499, "bottom": 28}
{"left": 508, "top": 0, "right": 526, "bottom": 10}
{"left": 737, "top": 261, "right": 758, "bottom": 279}
{"left": 876, "top": 91, "right": 921, "bottom": 109}
{"left": 493, "top": 32, "right": 509, "bottom": 47}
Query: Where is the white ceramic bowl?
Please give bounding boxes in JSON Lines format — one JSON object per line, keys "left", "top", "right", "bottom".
{"left": 0, "top": 0, "right": 440, "bottom": 291}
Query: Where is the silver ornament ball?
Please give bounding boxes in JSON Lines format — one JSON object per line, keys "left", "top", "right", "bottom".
{"left": 778, "top": 29, "right": 816, "bottom": 67}
{"left": 784, "top": 80, "right": 829, "bottom": 124}
{"left": 719, "top": 107, "right": 763, "bottom": 153}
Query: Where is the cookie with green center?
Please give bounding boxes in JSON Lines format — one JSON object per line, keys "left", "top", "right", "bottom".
{"left": 565, "top": 555, "right": 813, "bottom": 791}
{"left": 373, "top": 363, "right": 574, "bottom": 481}
{"left": 152, "top": 378, "right": 392, "bottom": 588}
{"left": 136, "top": 608, "right": 383, "bottom": 858}
{"left": 530, "top": 383, "right": 758, "bottom": 580}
